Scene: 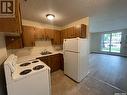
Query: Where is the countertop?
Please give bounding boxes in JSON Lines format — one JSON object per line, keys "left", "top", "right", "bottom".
{"left": 17, "top": 51, "right": 63, "bottom": 63}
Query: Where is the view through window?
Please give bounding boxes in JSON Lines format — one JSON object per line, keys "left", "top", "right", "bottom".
{"left": 101, "top": 32, "right": 122, "bottom": 53}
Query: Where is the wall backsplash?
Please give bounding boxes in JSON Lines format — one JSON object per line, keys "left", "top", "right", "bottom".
{"left": 7, "top": 40, "right": 62, "bottom": 57}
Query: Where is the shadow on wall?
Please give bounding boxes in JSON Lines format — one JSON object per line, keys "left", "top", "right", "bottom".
{"left": 0, "top": 33, "right": 7, "bottom": 95}
{"left": 0, "top": 64, "right": 7, "bottom": 95}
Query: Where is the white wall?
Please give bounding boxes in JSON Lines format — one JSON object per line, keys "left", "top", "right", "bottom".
{"left": 90, "top": 33, "right": 101, "bottom": 52}
{"left": 89, "top": 1, "right": 127, "bottom": 33}
{"left": 0, "top": 34, "right": 7, "bottom": 65}
{"left": 121, "top": 29, "right": 127, "bottom": 56}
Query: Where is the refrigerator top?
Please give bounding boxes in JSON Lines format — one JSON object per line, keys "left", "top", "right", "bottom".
{"left": 63, "top": 38, "right": 88, "bottom": 52}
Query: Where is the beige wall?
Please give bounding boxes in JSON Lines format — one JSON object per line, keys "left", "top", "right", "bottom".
{"left": 0, "top": 34, "right": 7, "bottom": 65}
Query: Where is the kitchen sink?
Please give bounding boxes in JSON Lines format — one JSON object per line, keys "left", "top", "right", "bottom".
{"left": 40, "top": 51, "right": 52, "bottom": 55}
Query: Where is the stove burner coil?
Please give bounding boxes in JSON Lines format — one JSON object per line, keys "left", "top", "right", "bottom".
{"left": 20, "top": 63, "right": 31, "bottom": 67}
{"left": 32, "top": 60, "right": 39, "bottom": 63}
{"left": 20, "top": 69, "right": 32, "bottom": 75}
{"left": 33, "top": 65, "right": 44, "bottom": 70}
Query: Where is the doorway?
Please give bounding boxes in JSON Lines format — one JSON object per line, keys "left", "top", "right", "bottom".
{"left": 101, "top": 32, "right": 122, "bottom": 53}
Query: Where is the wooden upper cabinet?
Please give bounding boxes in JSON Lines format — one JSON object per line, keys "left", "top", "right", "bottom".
{"left": 34, "top": 27, "right": 45, "bottom": 40}
{"left": 66, "top": 27, "right": 76, "bottom": 38}
{"left": 63, "top": 29, "right": 68, "bottom": 39}
{"left": 0, "top": 0, "right": 22, "bottom": 33}
{"left": 44, "top": 29, "right": 54, "bottom": 40}
{"left": 62, "top": 24, "right": 87, "bottom": 40}
{"left": 53, "top": 30, "right": 61, "bottom": 45}
{"left": 5, "top": 36, "right": 23, "bottom": 49}
{"left": 22, "top": 25, "right": 35, "bottom": 47}
{"left": 60, "top": 30, "right": 63, "bottom": 44}
{"left": 75, "top": 24, "right": 87, "bottom": 38}
{"left": 62, "top": 27, "right": 75, "bottom": 39}
{"left": 81, "top": 24, "right": 87, "bottom": 38}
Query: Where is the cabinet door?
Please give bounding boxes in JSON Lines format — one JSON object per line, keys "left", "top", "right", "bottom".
{"left": 67, "top": 27, "right": 75, "bottom": 38}
{"left": 37, "top": 54, "right": 61, "bottom": 72}
{"left": 59, "top": 54, "right": 64, "bottom": 70}
{"left": 22, "top": 25, "right": 35, "bottom": 47}
{"left": 63, "top": 29, "right": 68, "bottom": 39}
{"left": 75, "top": 24, "right": 87, "bottom": 38}
{"left": 53, "top": 30, "right": 61, "bottom": 45}
{"left": 80, "top": 24, "right": 87, "bottom": 38}
{"left": 60, "top": 30, "right": 64, "bottom": 44}
{"left": 0, "top": 0, "right": 22, "bottom": 33}
{"left": 45, "top": 29, "right": 54, "bottom": 40}
{"left": 5, "top": 36, "right": 23, "bottom": 49}
{"left": 50, "top": 54, "right": 61, "bottom": 72}
{"left": 75, "top": 25, "right": 81, "bottom": 37}
{"left": 34, "top": 27, "right": 45, "bottom": 40}
{"left": 37, "top": 56, "right": 50, "bottom": 66}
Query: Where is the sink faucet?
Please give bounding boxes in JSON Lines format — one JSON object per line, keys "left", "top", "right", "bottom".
{"left": 43, "top": 49, "right": 47, "bottom": 53}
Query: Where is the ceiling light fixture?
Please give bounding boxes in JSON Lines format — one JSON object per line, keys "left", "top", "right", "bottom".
{"left": 46, "top": 14, "right": 55, "bottom": 21}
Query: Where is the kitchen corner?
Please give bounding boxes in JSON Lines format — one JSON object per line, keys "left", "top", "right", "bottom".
{"left": 7, "top": 40, "right": 62, "bottom": 58}
{"left": 7, "top": 40, "right": 64, "bottom": 73}
{"left": 16, "top": 49, "right": 63, "bottom": 63}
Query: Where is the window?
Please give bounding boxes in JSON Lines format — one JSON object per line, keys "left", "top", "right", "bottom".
{"left": 101, "top": 32, "right": 122, "bottom": 53}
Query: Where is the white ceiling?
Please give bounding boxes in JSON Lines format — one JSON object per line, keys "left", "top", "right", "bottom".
{"left": 21, "top": 0, "right": 127, "bottom": 27}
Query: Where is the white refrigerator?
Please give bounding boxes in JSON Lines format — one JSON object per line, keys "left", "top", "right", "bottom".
{"left": 63, "top": 38, "right": 89, "bottom": 82}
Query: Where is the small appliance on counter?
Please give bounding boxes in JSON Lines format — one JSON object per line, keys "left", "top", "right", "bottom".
{"left": 4, "top": 54, "right": 51, "bottom": 95}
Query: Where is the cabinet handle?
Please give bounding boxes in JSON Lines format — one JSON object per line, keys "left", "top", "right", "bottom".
{"left": 44, "top": 58, "right": 48, "bottom": 60}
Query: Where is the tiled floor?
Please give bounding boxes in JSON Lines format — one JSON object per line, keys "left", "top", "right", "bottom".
{"left": 51, "top": 54, "right": 127, "bottom": 95}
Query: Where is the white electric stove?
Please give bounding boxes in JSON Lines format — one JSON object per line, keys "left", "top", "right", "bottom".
{"left": 4, "top": 54, "right": 51, "bottom": 95}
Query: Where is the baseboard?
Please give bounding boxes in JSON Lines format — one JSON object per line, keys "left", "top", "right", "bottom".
{"left": 90, "top": 52, "right": 127, "bottom": 58}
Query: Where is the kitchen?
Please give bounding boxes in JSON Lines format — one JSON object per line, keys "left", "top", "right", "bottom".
{"left": 0, "top": 0, "right": 127, "bottom": 95}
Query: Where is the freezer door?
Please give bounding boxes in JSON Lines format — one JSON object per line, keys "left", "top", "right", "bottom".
{"left": 64, "top": 51, "right": 79, "bottom": 82}
{"left": 63, "top": 38, "right": 79, "bottom": 52}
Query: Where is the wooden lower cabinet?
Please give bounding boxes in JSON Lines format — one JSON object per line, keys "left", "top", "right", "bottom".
{"left": 50, "top": 54, "right": 60, "bottom": 72}
{"left": 38, "top": 56, "right": 50, "bottom": 66}
{"left": 59, "top": 54, "right": 64, "bottom": 70}
{"left": 37, "top": 54, "right": 64, "bottom": 72}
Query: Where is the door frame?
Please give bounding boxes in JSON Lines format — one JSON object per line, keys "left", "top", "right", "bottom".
{"left": 101, "top": 32, "right": 122, "bottom": 54}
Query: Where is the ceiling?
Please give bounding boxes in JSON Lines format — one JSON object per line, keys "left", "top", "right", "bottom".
{"left": 21, "top": 0, "right": 127, "bottom": 27}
